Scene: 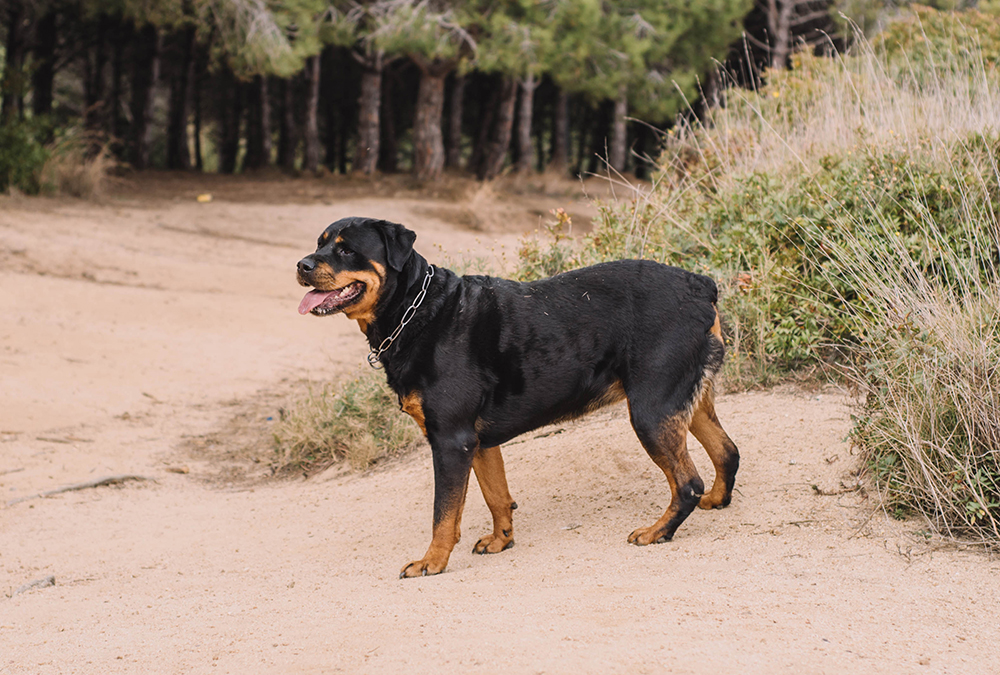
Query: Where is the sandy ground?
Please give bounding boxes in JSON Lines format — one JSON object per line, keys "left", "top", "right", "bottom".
{"left": 2, "top": 175, "right": 999, "bottom": 674}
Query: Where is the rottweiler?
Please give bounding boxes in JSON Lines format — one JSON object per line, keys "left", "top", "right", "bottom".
{"left": 296, "top": 217, "right": 739, "bottom": 578}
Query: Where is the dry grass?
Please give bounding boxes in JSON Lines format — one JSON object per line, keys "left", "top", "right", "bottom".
{"left": 826, "top": 169, "right": 1000, "bottom": 544}
{"left": 272, "top": 369, "right": 423, "bottom": 472}
{"left": 542, "top": 11, "right": 1000, "bottom": 541}
{"left": 662, "top": 21, "right": 1000, "bottom": 191}
{"left": 41, "top": 131, "right": 115, "bottom": 198}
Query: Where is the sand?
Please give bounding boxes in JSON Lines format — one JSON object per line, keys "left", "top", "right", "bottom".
{"left": 2, "top": 175, "right": 998, "bottom": 674}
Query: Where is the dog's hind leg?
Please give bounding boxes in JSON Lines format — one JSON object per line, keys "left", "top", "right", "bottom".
{"left": 688, "top": 382, "right": 739, "bottom": 510}
{"left": 471, "top": 445, "right": 516, "bottom": 555}
{"left": 626, "top": 409, "right": 705, "bottom": 545}
{"left": 400, "top": 437, "right": 475, "bottom": 578}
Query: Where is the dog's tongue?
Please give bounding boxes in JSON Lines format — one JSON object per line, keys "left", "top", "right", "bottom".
{"left": 298, "top": 289, "right": 339, "bottom": 315}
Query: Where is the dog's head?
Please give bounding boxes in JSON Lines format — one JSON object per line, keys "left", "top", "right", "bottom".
{"left": 296, "top": 218, "right": 416, "bottom": 325}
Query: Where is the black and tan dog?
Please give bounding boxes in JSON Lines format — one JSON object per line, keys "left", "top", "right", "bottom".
{"left": 297, "top": 217, "right": 739, "bottom": 578}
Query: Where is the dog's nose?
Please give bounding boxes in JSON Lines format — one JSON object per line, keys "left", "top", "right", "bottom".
{"left": 297, "top": 257, "right": 316, "bottom": 274}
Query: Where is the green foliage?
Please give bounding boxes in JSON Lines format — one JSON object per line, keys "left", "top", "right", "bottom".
{"left": 543, "top": 0, "right": 750, "bottom": 121}
{"left": 876, "top": 4, "right": 1000, "bottom": 70}
{"left": 205, "top": 0, "right": 325, "bottom": 77}
{"left": 272, "top": 369, "right": 422, "bottom": 472}
{"left": 371, "top": 0, "right": 472, "bottom": 66}
{"left": 515, "top": 12, "right": 1000, "bottom": 542}
{"left": 0, "top": 119, "right": 50, "bottom": 194}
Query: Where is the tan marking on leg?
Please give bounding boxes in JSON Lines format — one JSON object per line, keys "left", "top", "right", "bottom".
{"left": 400, "top": 391, "right": 427, "bottom": 436}
{"left": 628, "top": 415, "right": 704, "bottom": 545}
{"left": 471, "top": 446, "right": 516, "bottom": 554}
{"left": 689, "top": 381, "right": 739, "bottom": 509}
{"left": 400, "top": 475, "right": 470, "bottom": 578}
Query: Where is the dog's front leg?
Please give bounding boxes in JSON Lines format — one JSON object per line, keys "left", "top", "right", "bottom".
{"left": 400, "top": 433, "right": 476, "bottom": 578}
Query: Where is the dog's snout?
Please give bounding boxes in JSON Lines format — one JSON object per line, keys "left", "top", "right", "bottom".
{"left": 297, "top": 257, "right": 316, "bottom": 275}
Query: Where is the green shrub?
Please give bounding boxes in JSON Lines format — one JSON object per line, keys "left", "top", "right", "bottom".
{"left": 272, "top": 369, "right": 422, "bottom": 472}
{"left": 0, "top": 120, "right": 48, "bottom": 194}
{"left": 515, "top": 10, "right": 1000, "bottom": 543}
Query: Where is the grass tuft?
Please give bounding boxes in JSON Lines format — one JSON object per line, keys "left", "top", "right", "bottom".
{"left": 272, "top": 369, "right": 422, "bottom": 473}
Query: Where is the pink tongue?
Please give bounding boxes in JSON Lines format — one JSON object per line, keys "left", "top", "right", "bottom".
{"left": 298, "top": 289, "right": 339, "bottom": 315}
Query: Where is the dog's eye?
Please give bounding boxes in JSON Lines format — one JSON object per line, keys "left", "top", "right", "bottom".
{"left": 337, "top": 245, "right": 354, "bottom": 257}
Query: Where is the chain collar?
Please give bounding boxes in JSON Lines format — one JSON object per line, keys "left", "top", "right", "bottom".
{"left": 367, "top": 265, "right": 435, "bottom": 369}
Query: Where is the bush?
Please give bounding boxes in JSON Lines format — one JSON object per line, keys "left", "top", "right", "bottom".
{"left": 834, "top": 208, "right": 1000, "bottom": 542}
{"left": 515, "top": 9, "right": 1000, "bottom": 542}
{"left": 40, "top": 128, "right": 114, "bottom": 198}
{"left": 272, "top": 369, "right": 422, "bottom": 472}
{"left": 0, "top": 120, "right": 48, "bottom": 194}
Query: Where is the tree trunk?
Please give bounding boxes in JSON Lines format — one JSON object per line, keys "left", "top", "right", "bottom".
{"left": 261, "top": 78, "right": 272, "bottom": 165}
{"left": 515, "top": 73, "right": 537, "bottom": 174}
{"left": 549, "top": 87, "right": 569, "bottom": 173}
{"left": 245, "top": 75, "right": 271, "bottom": 169}
{"left": 218, "top": 69, "right": 243, "bottom": 174}
{"left": 31, "top": 9, "right": 57, "bottom": 118}
{"left": 412, "top": 58, "right": 451, "bottom": 181}
{"left": 378, "top": 64, "right": 398, "bottom": 173}
{"left": 1, "top": 0, "right": 26, "bottom": 122}
{"left": 766, "top": 0, "right": 795, "bottom": 70}
{"left": 535, "top": 111, "right": 545, "bottom": 172}
{"left": 192, "top": 43, "right": 205, "bottom": 171}
{"left": 167, "top": 25, "right": 196, "bottom": 170}
{"left": 479, "top": 76, "right": 517, "bottom": 181}
{"left": 109, "top": 21, "right": 128, "bottom": 148}
{"left": 588, "top": 101, "right": 612, "bottom": 174}
{"left": 576, "top": 104, "right": 595, "bottom": 176}
{"left": 354, "top": 59, "right": 382, "bottom": 175}
{"left": 445, "top": 73, "right": 465, "bottom": 169}
{"left": 470, "top": 77, "right": 500, "bottom": 177}
{"left": 278, "top": 77, "right": 297, "bottom": 171}
{"left": 130, "top": 24, "right": 161, "bottom": 170}
{"left": 609, "top": 87, "right": 627, "bottom": 173}
{"left": 303, "top": 55, "right": 321, "bottom": 173}
{"left": 84, "top": 16, "right": 110, "bottom": 132}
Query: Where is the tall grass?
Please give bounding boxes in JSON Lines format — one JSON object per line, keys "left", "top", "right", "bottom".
{"left": 40, "top": 130, "right": 115, "bottom": 198}
{"left": 516, "top": 8, "right": 1000, "bottom": 542}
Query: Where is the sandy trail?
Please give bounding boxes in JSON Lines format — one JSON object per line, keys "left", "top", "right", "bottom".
{"left": 2, "top": 177, "right": 998, "bottom": 674}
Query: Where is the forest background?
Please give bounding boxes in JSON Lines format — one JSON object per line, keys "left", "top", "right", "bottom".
{"left": 2, "top": 0, "right": 861, "bottom": 189}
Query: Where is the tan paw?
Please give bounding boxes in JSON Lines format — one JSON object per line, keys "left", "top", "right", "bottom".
{"left": 472, "top": 532, "right": 514, "bottom": 555}
{"left": 627, "top": 526, "right": 671, "bottom": 546}
{"left": 698, "top": 491, "right": 732, "bottom": 510}
{"left": 399, "top": 557, "right": 447, "bottom": 579}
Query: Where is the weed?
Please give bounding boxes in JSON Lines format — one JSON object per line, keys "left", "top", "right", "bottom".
{"left": 272, "top": 369, "right": 422, "bottom": 473}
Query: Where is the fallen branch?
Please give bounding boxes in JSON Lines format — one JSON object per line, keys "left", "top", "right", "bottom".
{"left": 0, "top": 467, "right": 25, "bottom": 476}
{"left": 12, "top": 576, "right": 55, "bottom": 597}
{"left": 811, "top": 482, "right": 862, "bottom": 497}
{"left": 6, "top": 474, "right": 155, "bottom": 506}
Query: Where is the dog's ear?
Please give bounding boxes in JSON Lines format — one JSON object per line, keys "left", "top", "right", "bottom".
{"left": 377, "top": 220, "right": 416, "bottom": 272}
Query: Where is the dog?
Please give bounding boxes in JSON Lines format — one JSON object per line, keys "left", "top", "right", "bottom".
{"left": 296, "top": 217, "right": 739, "bottom": 578}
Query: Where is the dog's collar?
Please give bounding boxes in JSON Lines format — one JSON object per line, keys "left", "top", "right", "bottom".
{"left": 367, "top": 265, "right": 436, "bottom": 369}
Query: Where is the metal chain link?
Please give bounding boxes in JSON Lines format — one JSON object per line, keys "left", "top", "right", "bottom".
{"left": 367, "top": 265, "right": 435, "bottom": 369}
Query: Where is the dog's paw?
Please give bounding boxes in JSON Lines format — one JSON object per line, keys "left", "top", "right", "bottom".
{"left": 627, "top": 526, "right": 671, "bottom": 546}
{"left": 472, "top": 532, "right": 514, "bottom": 555}
{"left": 399, "top": 558, "right": 447, "bottom": 579}
{"left": 697, "top": 492, "right": 732, "bottom": 510}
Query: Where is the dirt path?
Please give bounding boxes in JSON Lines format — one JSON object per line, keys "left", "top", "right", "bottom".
{"left": 2, "top": 177, "right": 999, "bottom": 674}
